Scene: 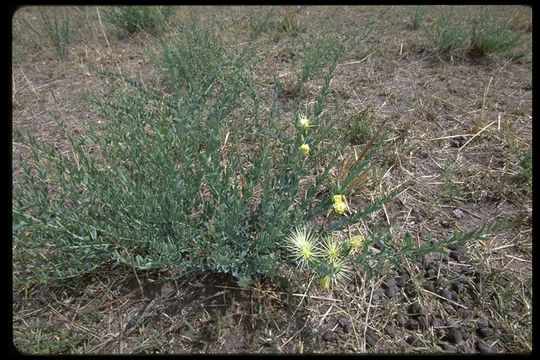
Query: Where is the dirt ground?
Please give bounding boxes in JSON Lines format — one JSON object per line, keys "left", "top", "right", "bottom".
{"left": 12, "top": 5, "right": 532, "bottom": 354}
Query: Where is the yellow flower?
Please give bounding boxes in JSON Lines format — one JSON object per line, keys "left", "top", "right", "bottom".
{"left": 299, "top": 115, "right": 310, "bottom": 130}
{"left": 348, "top": 235, "right": 364, "bottom": 251}
{"left": 331, "top": 194, "right": 344, "bottom": 204}
{"left": 299, "top": 143, "right": 310, "bottom": 155}
{"left": 332, "top": 200, "right": 346, "bottom": 215}
{"left": 322, "top": 236, "right": 342, "bottom": 262}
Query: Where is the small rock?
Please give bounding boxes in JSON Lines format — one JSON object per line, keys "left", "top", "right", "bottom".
{"left": 408, "top": 303, "right": 422, "bottom": 314}
{"left": 431, "top": 318, "right": 444, "bottom": 328}
{"left": 365, "top": 331, "right": 379, "bottom": 348}
{"left": 418, "top": 315, "right": 429, "bottom": 329}
{"left": 338, "top": 316, "right": 350, "bottom": 328}
{"left": 425, "top": 268, "right": 437, "bottom": 279}
{"left": 452, "top": 208, "right": 464, "bottom": 219}
{"left": 404, "top": 285, "right": 417, "bottom": 297}
{"left": 424, "top": 282, "right": 435, "bottom": 292}
{"left": 449, "top": 136, "right": 467, "bottom": 148}
{"left": 384, "top": 324, "right": 395, "bottom": 337}
{"left": 446, "top": 327, "right": 464, "bottom": 344}
{"left": 441, "top": 290, "right": 457, "bottom": 301}
{"left": 385, "top": 286, "right": 397, "bottom": 298}
{"left": 322, "top": 330, "right": 337, "bottom": 342}
{"left": 405, "top": 335, "right": 418, "bottom": 345}
{"left": 405, "top": 318, "right": 420, "bottom": 330}
{"left": 396, "top": 274, "right": 410, "bottom": 287}
{"left": 477, "top": 327, "right": 495, "bottom": 338}
{"left": 476, "top": 339, "right": 494, "bottom": 353}
{"left": 396, "top": 314, "right": 407, "bottom": 326}
{"left": 384, "top": 278, "right": 397, "bottom": 288}
{"left": 449, "top": 250, "right": 464, "bottom": 261}
{"left": 372, "top": 289, "right": 384, "bottom": 302}
{"left": 440, "top": 220, "right": 452, "bottom": 228}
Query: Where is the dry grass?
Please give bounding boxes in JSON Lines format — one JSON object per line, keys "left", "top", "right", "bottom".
{"left": 12, "top": 5, "right": 531, "bottom": 354}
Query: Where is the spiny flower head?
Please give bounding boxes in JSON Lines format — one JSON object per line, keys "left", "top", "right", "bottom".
{"left": 298, "top": 115, "right": 310, "bottom": 130}
{"left": 299, "top": 143, "right": 310, "bottom": 155}
{"left": 322, "top": 236, "right": 343, "bottom": 262}
{"left": 318, "top": 258, "right": 352, "bottom": 289}
{"left": 285, "top": 227, "right": 319, "bottom": 269}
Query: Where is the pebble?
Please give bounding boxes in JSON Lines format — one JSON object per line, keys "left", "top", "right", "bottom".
{"left": 404, "top": 285, "right": 417, "bottom": 297}
{"left": 431, "top": 318, "right": 444, "bottom": 328}
{"left": 396, "top": 274, "right": 410, "bottom": 287}
{"left": 476, "top": 318, "right": 489, "bottom": 329}
{"left": 424, "top": 282, "right": 435, "bottom": 292}
{"left": 476, "top": 339, "right": 494, "bottom": 353}
{"left": 385, "top": 286, "right": 397, "bottom": 298}
{"left": 322, "top": 330, "right": 336, "bottom": 342}
{"left": 452, "top": 208, "right": 464, "bottom": 219}
{"left": 338, "top": 316, "right": 351, "bottom": 328}
{"left": 417, "top": 315, "right": 429, "bottom": 329}
{"left": 408, "top": 303, "right": 422, "bottom": 314}
{"left": 477, "top": 327, "right": 495, "bottom": 338}
{"left": 372, "top": 289, "right": 384, "bottom": 302}
{"left": 405, "top": 318, "right": 420, "bottom": 330}
{"left": 384, "top": 278, "right": 397, "bottom": 288}
{"left": 449, "top": 250, "right": 464, "bottom": 261}
{"left": 384, "top": 324, "right": 395, "bottom": 337}
{"left": 365, "top": 331, "right": 379, "bottom": 348}
{"left": 405, "top": 335, "right": 418, "bottom": 345}
{"left": 446, "top": 327, "right": 464, "bottom": 344}
{"left": 396, "top": 314, "right": 407, "bottom": 326}
{"left": 440, "top": 220, "right": 452, "bottom": 228}
{"left": 425, "top": 268, "right": 437, "bottom": 279}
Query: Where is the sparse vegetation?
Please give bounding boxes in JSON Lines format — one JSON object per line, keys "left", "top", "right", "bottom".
{"left": 103, "top": 6, "right": 173, "bottom": 35}
{"left": 468, "top": 13, "right": 524, "bottom": 59}
{"left": 428, "top": 8, "right": 467, "bottom": 55}
{"left": 409, "top": 6, "right": 427, "bottom": 30}
{"left": 21, "top": 7, "right": 72, "bottom": 59}
{"left": 12, "top": 5, "right": 531, "bottom": 355}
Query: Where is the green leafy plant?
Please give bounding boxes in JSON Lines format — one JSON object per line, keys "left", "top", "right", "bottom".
{"left": 21, "top": 7, "right": 72, "bottom": 59}
{"left": 13, "top": 19, "right": 393, "bottom": 290}
{"left": 103, "top": 6, "right": 173, "bottom": 35}
{"left": 468, "top": 13, "right": 524, "bottom": 59}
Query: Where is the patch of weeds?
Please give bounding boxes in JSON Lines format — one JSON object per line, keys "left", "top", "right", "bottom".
{"left": 21, "top": 7, "right": 72, "bottom": 59}
{"left": 468, "top": 12, "right": 525, "bottom": 59}
{"left": 280, "top": 6, "right": 303, "bottom": 37}
{"left": 426, "top": 8, "right": 467, "bottom": 55}
{"left": 103, "top": 6, "right": 173, "bottom": 35}
{"left": 349, "top": 107, "right": 375, "bottom": 145}
{"left": 514, "top": 148, "right": 532, "bottom": 185}
{"left": 14, "top": 325, "right": 87, "bottom": 354}
{"left": 442, "top": 161, "right": 462, "bottom": 199}
{"left": 408, "top": 5, "right": 427, "bottom": 30}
